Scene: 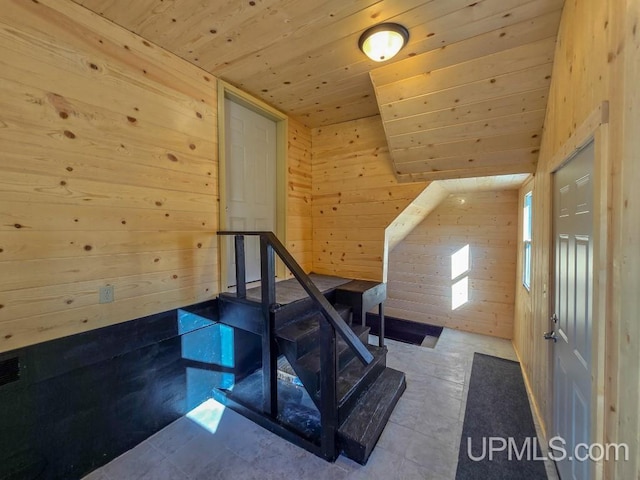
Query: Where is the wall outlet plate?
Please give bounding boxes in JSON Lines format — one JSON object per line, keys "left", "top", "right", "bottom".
{"left": 99, "top": 285, "right": 114, "bottom": 304}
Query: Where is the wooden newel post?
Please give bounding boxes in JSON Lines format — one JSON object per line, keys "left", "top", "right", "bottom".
{"left": 234, "top": 235, "right": 246, "bottom": 299}
{"left": 260, "top": 236, "right": 277, "bottom": 417}
{"left": 320, "top": 318, "right": 338, "bottom": 460}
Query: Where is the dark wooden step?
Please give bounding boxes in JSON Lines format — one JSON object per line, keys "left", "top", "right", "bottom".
{"left": 295, "top": 325, "right": 370, "bottom": 393}
{"left": 273, "top": 297, "right": 318, "bottom": 329}
{"left": 337, "top": 367, "right": 406, "bottom": 464}
{"left": 335, "top": 345, "right": 387, "bottom": 422}
{"left": 276, "top": 304, "right": 352, "bottom": 360}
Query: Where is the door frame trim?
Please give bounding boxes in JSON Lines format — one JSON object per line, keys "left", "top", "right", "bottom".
{"left": 548, "top": 101, "right": 610, "bottom": 480}
{"left": 218, "top": 80, "right": 288, "bottom": 287}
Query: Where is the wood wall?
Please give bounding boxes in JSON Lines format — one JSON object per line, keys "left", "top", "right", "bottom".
{"left": 311, "top": 116, "right": 427, "bottom": 281}
{"left": 513, "top": 0, "right": 640, "bottom": 477}
{"left": 386, "top": 191, "right": 518, "bottom": 339}
{"left": 513, "top": 176, "right": 534, "bottom": 381}
{"left": 286, "top": 118, "right": 313, "bottom": 272}
{"left": 0, "top": 0, "right": 219, "bottom": 353}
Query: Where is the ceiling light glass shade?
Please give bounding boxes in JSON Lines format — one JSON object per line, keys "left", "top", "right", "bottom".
{"left": 359, "top": 23, "right": 409, "bottom": 62}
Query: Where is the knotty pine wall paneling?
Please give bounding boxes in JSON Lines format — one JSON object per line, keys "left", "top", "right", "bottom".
{"left": 386, "top": 190, "right": 518, "bottom": 339}
{"left": 311, "top": 116, "right": 427, "bottom": 281}
{"left": 0, "top": 0, "right": 219, "bottom": 352}
{"left": 286, "top": 118, "right": 313, "bottom": 272}
{"left": 513, "top": 0, "right": 640, "bottom": 477}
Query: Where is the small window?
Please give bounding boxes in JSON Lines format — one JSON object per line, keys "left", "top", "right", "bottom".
{"left": 523, "top": 191, "right": 532, "bottom": 290}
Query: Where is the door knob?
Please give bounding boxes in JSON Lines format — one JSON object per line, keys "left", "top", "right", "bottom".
{"left": 543, "top": 330, "right": 557, "bottom": 343}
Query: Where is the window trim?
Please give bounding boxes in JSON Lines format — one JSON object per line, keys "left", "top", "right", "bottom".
{"left": 522, "top": 190, "right": 533, "bottom": 290}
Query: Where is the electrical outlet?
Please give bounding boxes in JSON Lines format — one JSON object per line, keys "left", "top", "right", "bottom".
{"left": 99, "top": 285, "right": 114, "bottom": 304}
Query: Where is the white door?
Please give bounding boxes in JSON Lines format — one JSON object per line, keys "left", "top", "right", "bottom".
{"left": 225, "top": 98, "right": 277, "bottom": 287}
{"left": 551, "top": 141, "right": 594, "bottom": 479}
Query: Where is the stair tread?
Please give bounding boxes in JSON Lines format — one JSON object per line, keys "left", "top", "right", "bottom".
{"left": 297, "top": 325, "right": 370, "bottom": 373}
{"left": 276, "top": 311, "right": 323, "bottom": 343}
{"left": 276, "top": 304, "right": 351, "bottom": 343}
{"left": 336, "top": 346, "right": 386, "bottom": 406}
{"left": 338, "top": 367, "right": 406, "bottom": 464}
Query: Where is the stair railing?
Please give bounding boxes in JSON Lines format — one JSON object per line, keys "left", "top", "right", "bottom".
{"left": 218, "top": 231, "right": 373, "bottom": 460}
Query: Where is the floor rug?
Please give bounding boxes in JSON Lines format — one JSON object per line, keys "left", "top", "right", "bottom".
{"left": 456, "top": 353, "right": 548, "bottom": 479}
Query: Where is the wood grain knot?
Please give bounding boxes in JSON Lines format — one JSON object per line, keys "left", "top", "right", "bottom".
{"left": 155, "top": 201, "right": 163, "bottom": 206}
{"left": 167, "top": 153, "right": 178, "bottom": 162}
{"left": 154, "top": 258, "right": 160, "bottom": 263}
{"left": 172, "top": 275, "right": 178, "bottom": 279}
{"left": 127, "top": 116, "right": 137, "bottom": 123}
{"left": 64, "top": 130, "right": 76, "bottom": 139}
{"left": 59, "top": 112, "right": 69, "bottom": 119}
{"left": 196, "top": 112, "right": 203, "bottom": 119}
{"left": 66, "top": 166, "right": 74, "bottom": 172}
{"left": 189, "top": 144, "right": 196, "bottom": 150}
{"left": 14, "top": 223, "right": 22, "bottom": 229}
{"left": 121, "top": 220, "right": 126, "bottom": 225}
{"left": 90, "top": 63, "right": 98, "bottom": 70}
{"left": 84, "top": 245, "right": 92, "bottom": 251}
{"left": 197, "top": 243, "right": 202, "bottom": 248}
{"left": 66, "top": 299, "right": 74, "bottom": 304}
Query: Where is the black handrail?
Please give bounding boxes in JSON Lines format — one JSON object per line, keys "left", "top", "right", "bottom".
{"left": 218, "top": 231, "right": 373, "bottom": 365}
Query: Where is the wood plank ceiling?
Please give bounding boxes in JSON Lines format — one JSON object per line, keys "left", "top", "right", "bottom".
{"left": 72, "top": 0, "right": 564, "bottom": 181}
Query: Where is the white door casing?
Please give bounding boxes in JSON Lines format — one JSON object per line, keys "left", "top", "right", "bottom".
{"left": 552, "top": 141, "right": 594, "bottom": 480}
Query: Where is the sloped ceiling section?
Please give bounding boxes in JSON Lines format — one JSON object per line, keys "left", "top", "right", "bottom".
{"left": 371, "top": 4, "right": 563, "bottom": 182}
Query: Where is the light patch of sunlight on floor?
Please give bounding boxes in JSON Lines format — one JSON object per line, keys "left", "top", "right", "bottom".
{"left": 186, "top": 399, "right": 226, "bottom": 434}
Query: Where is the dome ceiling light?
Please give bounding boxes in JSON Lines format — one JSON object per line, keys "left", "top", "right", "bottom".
{"left": 358, "top": 23, "right": 410, "bottom": 62}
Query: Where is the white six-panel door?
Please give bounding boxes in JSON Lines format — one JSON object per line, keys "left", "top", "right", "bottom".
{"left": 552, "top": 141, "right": 594, "bottom": 480}
{"left": 224, "top": 98, "right": 277, "bottom": 287}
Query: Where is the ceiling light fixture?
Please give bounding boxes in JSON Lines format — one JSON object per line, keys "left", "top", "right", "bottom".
{"left": 358, "top": 23, "right": 409, "bottom": 62}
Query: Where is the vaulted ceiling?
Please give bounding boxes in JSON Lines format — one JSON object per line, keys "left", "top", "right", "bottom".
{"left": 72, "top": 0, "right": 564, "bottom": 181}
